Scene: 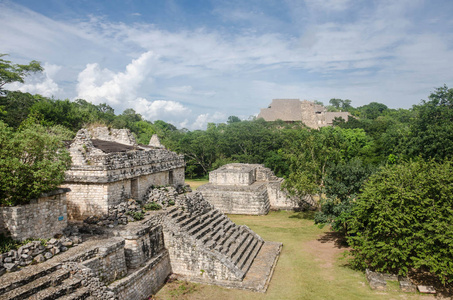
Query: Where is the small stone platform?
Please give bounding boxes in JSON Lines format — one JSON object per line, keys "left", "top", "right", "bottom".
{"left": 198, "top": 163, "right": 316, "bottom": 215}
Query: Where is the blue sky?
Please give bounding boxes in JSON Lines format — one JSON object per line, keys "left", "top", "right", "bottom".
{"left": 1, "top": 0, "right": 453, "bottom": 129}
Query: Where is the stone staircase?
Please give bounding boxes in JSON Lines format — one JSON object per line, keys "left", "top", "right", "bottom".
{"left": 0, "top": 262, "right": 91, "bottom": 300}
{"left": 165, "top": 204, "right": 264, "bottom": 277}
{"left": 0, "top": 239, "right": 120, "bottom": 300}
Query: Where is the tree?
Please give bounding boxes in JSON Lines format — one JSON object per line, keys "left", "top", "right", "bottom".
{"left": 227, "top": 116, "right": 241, "bottom": 124}
{"left": 283, "top": 126, "right": 374, "bottom": 198}
{"left": 314, "top": 158, "right": 374, "bottom": 232}
{"left": 357, "top": 102, "right": 388, "bottom": 120}
{"left": 0, "top": 54, "right": 43, "bottom": 95}
{"left": 408, "top": 85, "right": 453, "bottom": 160}
{"left": 347, "top": 159, "right": 453, "bottom": 284}
{"left": 0, "top": 121, "right": 72, "bottom": 206}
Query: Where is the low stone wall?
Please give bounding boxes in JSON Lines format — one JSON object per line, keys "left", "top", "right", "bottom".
{"left": 81, "top": 238, "right": 128, "bottom": 284}
{"left": 0, "top": 189, "right": 69, "bottom": 241}
{"left": 110, "top": 250, "right": 172, "bottom": 300}
{"left": 198, "top": 183, "right": 270, "bottom": 215}
{"left": 121, "top": 224, "right": 165, "bottom": 269}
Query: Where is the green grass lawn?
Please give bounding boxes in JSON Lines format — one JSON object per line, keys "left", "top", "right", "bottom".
{"left": 185, "top": 179, "right": 209, "bottom": 191}
{"left": 156, "top": 211, "right": 435, "bottom": 300}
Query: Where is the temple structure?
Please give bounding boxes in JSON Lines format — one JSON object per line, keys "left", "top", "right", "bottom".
{"left": 197, "top": 163, "right": 316, "bottom": 215}
{"left": 62, "top": 127, "right": 185, "bottom": 220}
{"left": 257, "top": 99, "right": 350, "bottom": 129}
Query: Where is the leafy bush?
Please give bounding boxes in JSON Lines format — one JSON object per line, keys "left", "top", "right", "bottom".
{"left": 168, "top": 200, "right": 175, "bottom": 206}
{"left": 144, "top": 202, "right": 162, "bottom": 211}
{"left": 127, "top": 211, "right": 144, "bottom": 221}
{"left": 0, "top": 121, "right": 72, "bottom": 206}
{"left": 347, "top": 159, "right": 453, "bottom": 284}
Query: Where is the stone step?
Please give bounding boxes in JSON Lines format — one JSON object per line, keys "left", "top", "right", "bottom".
{"left": 27, "top": 276, "right": 83, "bottom": 300}
{"left": 225, "top": 232, "right": 249, "bottom": 258}
{"left": 1, "top": 268, "right": 70, "bottom": 300}
{"left": 167, "top": 207, "right": 182, "bottom": 219}
{"left": 59, "top": 286, "right": 91, "bottom": 300}
{"left": 208, "top": 223, "right": 236, "bottom": 247}
{"left": 221, "top": 228, "right": 247, "bottom": 254}
{"left": 0, "top": 264, "right": 61, "bottom": 296}
{"left": 182, "top": 210, "right": 214, "bottom": 231}
{"left": 174, "top": 212, "right": 189, "bottom": 224}
{"left": 195, "top": 213, "right": 224, "bottom": 240}
{"left": 215, "top": 228, "right": 242, "bottom": 253}
{"left": 238, "top": 239, "right": 262, "bottom": 272}
{"left": 179, "top": 213, "right": 200, "bottom": 227}
{"left": 231, "top": 233, "right": 255, "bottom": 262}
{"left": 234, "top": 235, "right": 258, "bottom": 266}
{"left": 189, "top": 211, "right": 222, "bottom": 237}
{"left": 203, "top": 219, "right": 230, "bottom": 247}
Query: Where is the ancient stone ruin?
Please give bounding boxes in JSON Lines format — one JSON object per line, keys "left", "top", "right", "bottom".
{"left": 197, "top": 163, "right": 316, "bottom": 215}
{"left": 257, "top": 99, "right": 350, "bottom": 129}
{"left": 62, "top": 127, "right": 185, "bottom": 220}
{"left": 0, "top": 128, "right": 283, "bottom": 299}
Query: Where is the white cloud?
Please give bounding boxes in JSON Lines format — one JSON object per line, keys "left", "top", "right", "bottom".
{"left": 76, "top": 51, "right": 155, "bottom": 105}
{"left": 304, "top": 0, "right": 352, "bottom": 11}
{"left": 192, "top": 112, "right": 227, "bottom": 130}
{"left": 6, "top": 63, "right": 61, "bottom": 97}
{"left": 132, "top": 98, "right": 191, "bottom": 120}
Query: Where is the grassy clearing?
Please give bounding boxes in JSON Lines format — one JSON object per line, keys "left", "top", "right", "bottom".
{"left": 156, "top": 211, "right": 435, "bottom": 300}
{"left": 185, "top": 179, "right": 209, "bottom": 191}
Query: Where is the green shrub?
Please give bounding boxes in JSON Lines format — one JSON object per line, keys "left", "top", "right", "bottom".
{"left": 144, "top": 202, "right": 162, "bottom": 211}
{"left": 0, "top": 121, "right": 71, "bottom": 206}
{"left": 127, "top": 211, "right": 144, "bottom": 221}
{"left": 168, "top": 200, "right": 175, "bottom": 206}
{"left": 0, "top": 234, "right": 47, "bottom": 253}
{"left": 347, "top": 159, "right": 453, "bottom": 284}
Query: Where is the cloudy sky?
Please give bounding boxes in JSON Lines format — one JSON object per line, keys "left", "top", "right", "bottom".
{"left": 1, "top": 0, "right": 453, "bottom": 129}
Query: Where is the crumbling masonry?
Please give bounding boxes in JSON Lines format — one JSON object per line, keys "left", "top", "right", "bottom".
{"left": 0, "top": 128, "right": 282, "bottom": 299}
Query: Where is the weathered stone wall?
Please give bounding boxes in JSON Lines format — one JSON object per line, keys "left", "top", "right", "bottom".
{"left": 107, "top": 180, "right": 131, "bottom": 207}
{"left": 266, "top": 181, "right": 294, "bottom": 210}
{"left": 122, "top": 225, "right": 165, "bottom": 269}
{"left": 65, "top": 150, "right": 185, "bottom": 183}
{"left": 81, "top": 239, "right": 128, "bottom": 284}
{"left": 110, "top": 250, "right": 172, "bottom": 300}
{"left": 63, "top": 183, "right": 108, "bottom": 220}
{"left": 64, "top": 168, "right": 185, "bottom": 220}
{"left": 209, "top": 164, "right": 256, "bottom": 186}
{"left": 163, "top": 226, "right": 243, "bottom": 282}
{"left": 0, "top": 189, "right": 69, "bottom": 241}
{"left": 89, "top": 127, "right": 137, "bottom": 146}
{"left": 197, "top": 183, "right": 270, "bottom": 215}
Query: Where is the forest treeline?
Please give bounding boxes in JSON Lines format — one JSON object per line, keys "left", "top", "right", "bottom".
{"left": 1, "top": 55, "right": 452, "bottom": 285}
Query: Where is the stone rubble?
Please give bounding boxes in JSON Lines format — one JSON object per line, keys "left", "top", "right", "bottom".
{"left": 82, "top": 185, "right": 192, "bottom": 227}
{"left": 0, "top": 227, "right": 83, "bottom": 276}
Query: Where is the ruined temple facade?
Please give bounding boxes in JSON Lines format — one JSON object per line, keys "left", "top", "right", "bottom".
{"left": 257, "top": 99, "right": 350, "bottom": 129}
{"left": 62, "top": 127, "right": 185, "bottom": 220}
{"left": 197, "top": 163, "right": 316, "bottom": 215}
